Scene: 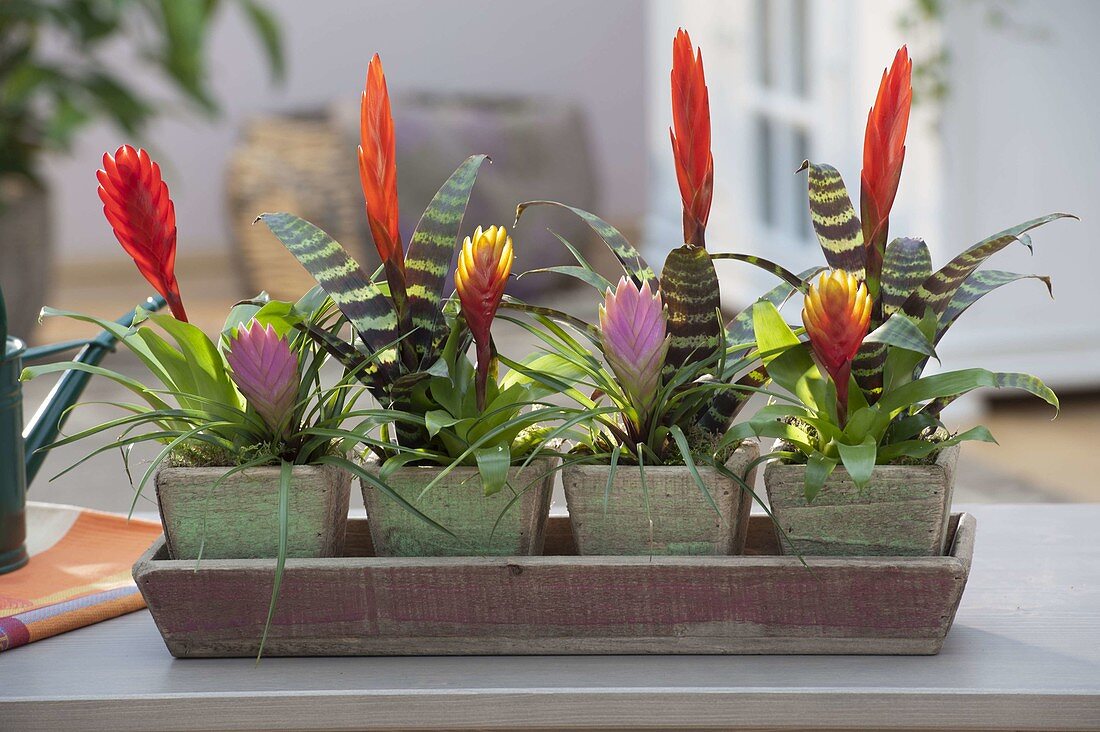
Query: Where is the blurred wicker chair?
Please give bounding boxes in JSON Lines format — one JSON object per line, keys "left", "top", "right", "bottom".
{"left": 227, "top": 96, "right": 598, "bottom": 301}
{"left": 226, "top": 113, "right": 365, "bottom": 300}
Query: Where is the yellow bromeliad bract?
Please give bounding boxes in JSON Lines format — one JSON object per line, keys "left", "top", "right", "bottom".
{"left": 455, "top": 225, "right": 514, "bottom": 411}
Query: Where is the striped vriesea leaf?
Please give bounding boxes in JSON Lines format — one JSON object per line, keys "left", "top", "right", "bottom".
{"left": 514, "top": 200, "right": 657, "bottom": 287}
{"left": 709, "top": 253, "right": 806, "bottom": 291}
{"left": 881, "top": 237, "right": 932, "bottom": 318}
{"left": 693, "top": 366, "right": 767, "bottom": 435}
{"left": 661, "top": 245, "right": 721, "bottom": 380}
{"left": 259, "top": 212, "right": 399, "bottom": 384}
{"left": 936, "top": 269, "right": 1052, "bottom": 344}
{"left": 853, "top": 237, "right": 931, "bottom": 401}
{"left": 901, "top": 213, "right": 1073, "bottom": 319}
{"left": 404, "top": 155, "right": 488, "bottom": 367}
{"left": 696, "top": 268, "right": 822, "bottom": 434}
{"left": 803, "top": 161, "right": 865, "bottom": 280}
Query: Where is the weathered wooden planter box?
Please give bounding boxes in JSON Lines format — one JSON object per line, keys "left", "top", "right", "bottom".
{"left": 360, "top": 456, "right": 557, "bottom": 556}
{"left": 765, "top": 445, "right": 960, "bottom": 557}
{"left": 561, "top": 441, "right": 758, "bottom": 555}
{"left": 133, "top": 512, "right": 975, "bottom": 657}
{"left": 155, "top": 464, "right": 352, "bottom": 560}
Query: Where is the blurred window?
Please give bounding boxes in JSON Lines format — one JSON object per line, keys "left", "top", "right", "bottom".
{"left": 749, "top": 0, "right": 814, "bottom": 247}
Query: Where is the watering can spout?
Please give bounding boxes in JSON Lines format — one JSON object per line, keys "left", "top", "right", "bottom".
{"left": 21, "top": 295, "right": 167, "bottom": 485}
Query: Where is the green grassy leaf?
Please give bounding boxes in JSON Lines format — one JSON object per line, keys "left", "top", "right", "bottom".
{"left": 256, "top": 459, "right": 291, "bottom": 661}
{"left": 514, "top": 200, "right": 656, "bottom": 286}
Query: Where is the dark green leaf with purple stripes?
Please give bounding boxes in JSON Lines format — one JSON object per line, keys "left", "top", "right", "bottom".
{"left": 258, "top": 212, "right": 399, "bottom": 383}
{"left": 804, "top": 161, "right": 865, "bottom": 280}
{"left": 661, "top": 245, "right": 721, "bottom": 381}
{"left": 901, "top": 213, "right": 1073, "bottom": 319}
{"left": 936, "top": 269, "right": 1053, "bottom": 344}
{"left": 404, "top": 155, "right": 488, "bottom": 367}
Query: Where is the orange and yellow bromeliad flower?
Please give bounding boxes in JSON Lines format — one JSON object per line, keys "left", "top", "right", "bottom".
{"left": 802, "top": 270, "right": 872, "bottom": 424}
{"left": 455, "top": 225, "right": 514, "bottom": 411}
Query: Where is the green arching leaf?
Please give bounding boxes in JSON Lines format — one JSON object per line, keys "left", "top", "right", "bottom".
{"left": 804, "top": 451, "right": 838, "bottom": 503}
{"left": 517, "top": 229, "right": 615, "bottom": 294}
{"left": 936, "top": 270, "right": 1053, "bottom": 344}
{"left": 878, "top": 368, "right": 1059, "bottom": 417}
{"left": 751, "top": 300, "right": 800, "bottom": 361}
{"left": 880, "top": 237, "right": 932, "bottom": 318}
{"left": 258, "top": 212, "right": 400, "bottom": 382}
{"left": 519, "top": 265, "right": 613, "bottom": 294}
{"left": 21, "top": 361, "right": 174, "bottom": 414}
{"left": 836, "top": 436, "right": 877, "bottom": 491}
{"left": 709, "top": 253, "right": 807, "bottom": 291}
{"left": 36, "top": 306, "right": 173, "bottom": 387}
{"left": 424, "top": 409, "right": 460, "bottom": 439}
{"left": 803, "top": 162, "right": 865, "bottom": 280}
{"left": 901, "top": 213, "right": 1074, "bottom": 319}
{"left": 661, "top": 245, "right": 722, "bottom": 380}
{"left": 147, "top": 313, "right": 238, "bottom": 406}
{"left": 514, "top": 200, "right": 656, "bottom": 286}
{"left": 863, "top": 312, "right": 938, "bottom": 359}
{"left": 475, "top": 444, "right": 511, "bottom": 496}
{"left": 877, "top": 425, "right": 996, "bottom": 463}
{"left": 404, "top": 155, "right": 488, "bottom": 366}
{"left": 498, "top": 300, "right": 601, "bottom": 344}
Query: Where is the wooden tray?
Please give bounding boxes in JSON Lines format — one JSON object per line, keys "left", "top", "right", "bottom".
{"left": 133, "top": 513, "right": 975, "bottom": 657}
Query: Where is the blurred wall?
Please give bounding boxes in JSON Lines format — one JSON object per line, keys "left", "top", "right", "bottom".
{"left": 938, "top": 0, "right": 1100, "bottom": 390}
{"left": 42, "top": 0, "right": 647, "bottom": 259}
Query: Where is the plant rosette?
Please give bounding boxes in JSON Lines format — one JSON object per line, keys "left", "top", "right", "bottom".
{"left": 503, "top": 30, "right": 814, "bottom": 555}
{"left": 727, "top": 47, "right": 1067, "bottom": 556}
{"left": 261, "top": 57, "right": 578, "bottom": 555}
{"left": 18, "top": 146, "right": 401, "bottom": 656}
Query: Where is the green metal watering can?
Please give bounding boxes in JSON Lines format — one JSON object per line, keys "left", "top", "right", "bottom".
{"left": 0, "top": 295, "right": 166, "bottom": 574}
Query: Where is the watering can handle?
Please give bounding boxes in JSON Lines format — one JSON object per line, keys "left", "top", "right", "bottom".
{"left": 22, "top": 295, "right": 168, "bottom": 486}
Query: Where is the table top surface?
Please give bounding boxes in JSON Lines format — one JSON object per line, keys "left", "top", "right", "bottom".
{"left": 2, "top": 503, "right": 1099, "bottom": 731}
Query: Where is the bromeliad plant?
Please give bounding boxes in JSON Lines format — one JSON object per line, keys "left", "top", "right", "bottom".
{"left": 506, "top": 29, "right": 810, "bottom": 477}
{"left": 21, "top": 145, "right": 379, "bottom": 499}
{"left": 733, "top": 46, "right": 1067, "bottom": 500}
{"left": 259, "top": 55, "right": 574, "bottom": 497}
{"left": 21, "top": 144, "right": 400, "bottom": 657}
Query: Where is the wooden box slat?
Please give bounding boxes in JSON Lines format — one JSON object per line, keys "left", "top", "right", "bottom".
{"left": 134, "top": 513, "right": 974, "bottom": 658}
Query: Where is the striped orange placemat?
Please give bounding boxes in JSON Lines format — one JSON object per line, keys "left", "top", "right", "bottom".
{"left": 0, "top": 502, "right": 162, "bottom": 651}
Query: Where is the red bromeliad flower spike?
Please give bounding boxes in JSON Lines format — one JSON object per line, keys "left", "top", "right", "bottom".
{"left": 860, "top": 46, "right": 912, "bottom": 294}
{"left": 359, "top": 53, "right": 407, "bottom": 302}
{"left": 802, "top": 270, "right": 873, "bottom": 426}
{"left": 670, "top": 27, "right": 713, "bottom": 248}
{"left": 97, "top": 145, "right": 188, "bottom": 322}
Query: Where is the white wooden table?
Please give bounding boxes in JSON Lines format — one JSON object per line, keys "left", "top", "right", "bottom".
{"left": 2, "top": 504, "right": 1099, "bottom": 731}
